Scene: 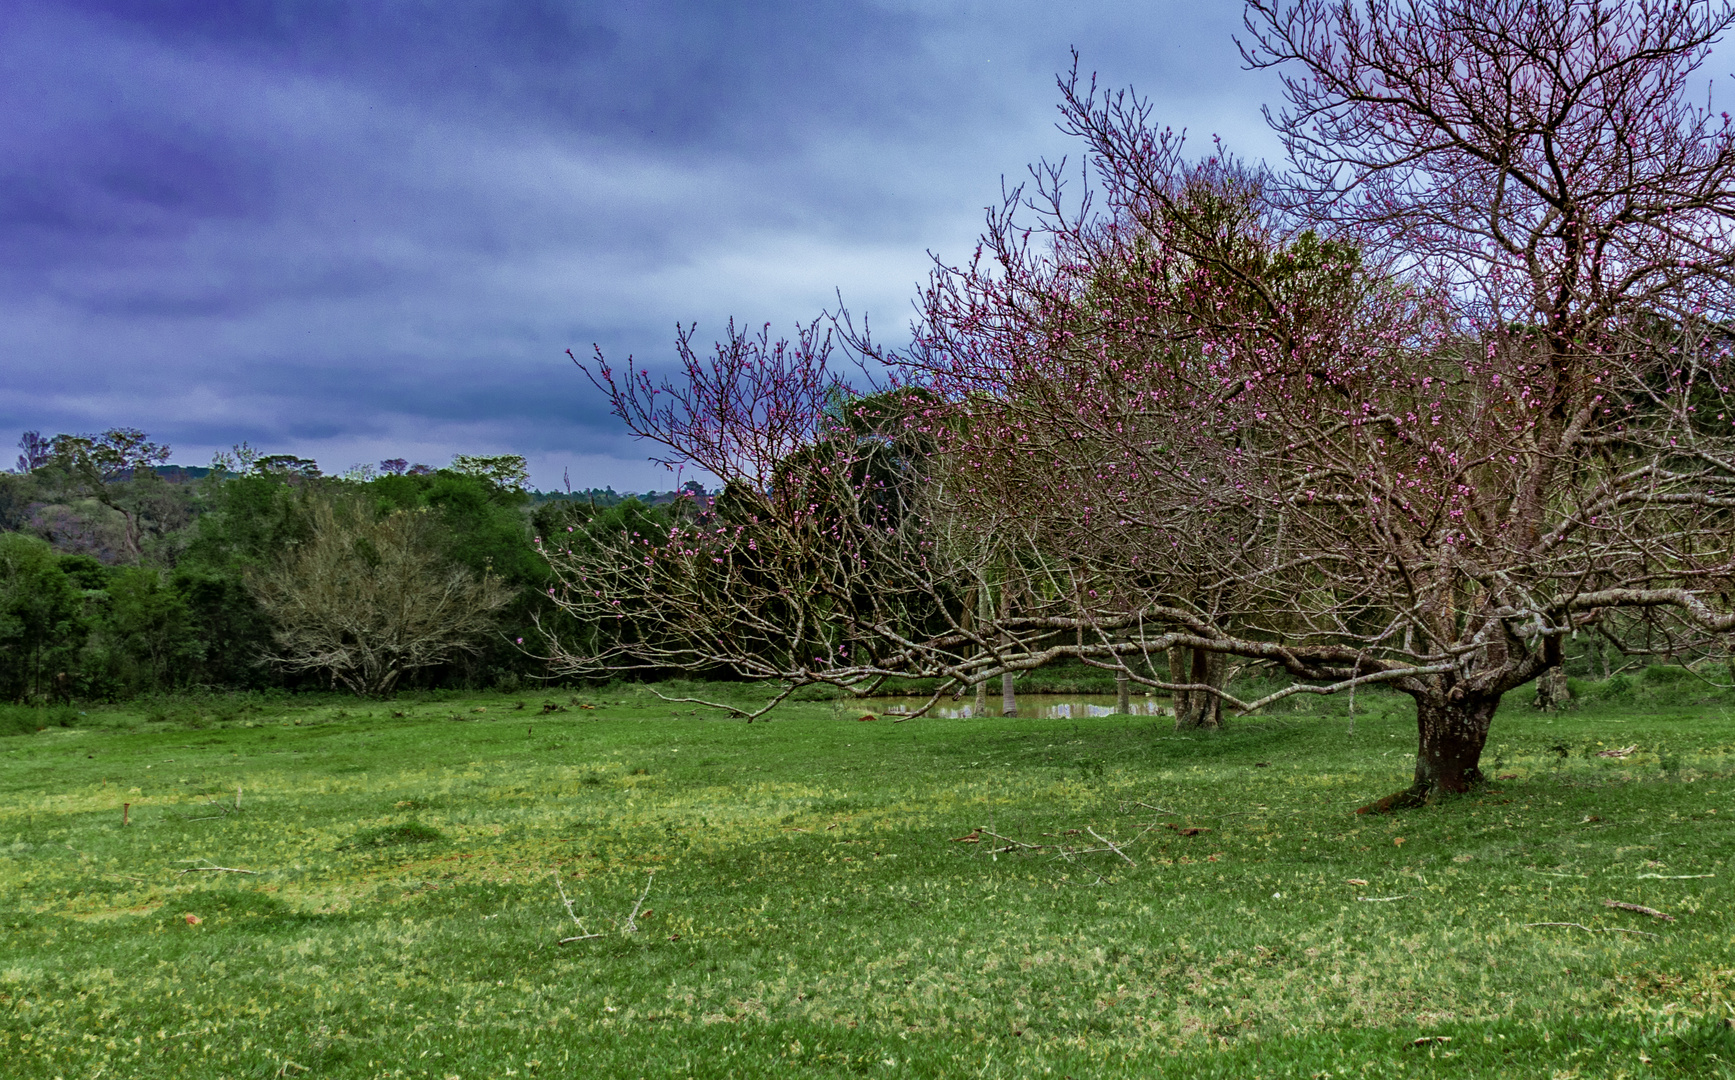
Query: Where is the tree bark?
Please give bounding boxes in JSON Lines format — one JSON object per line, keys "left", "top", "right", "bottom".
{"left": 971, "top": 584, "right": 988, "bottom": 717}
{"left": 1169, "top": 646, "right": 1223, "bottom": 730}
{"left": 1358, "top": 695, "right": 1496, "bottom": 813}
{"left": 1116, "top": 665, "right": 1131, "bottom": 714}
{"left": 999, "top": 580, "right": 1017, "bottom": 717}
{"left": 1533, "top": 667, "right": 1570, "bottom": 711}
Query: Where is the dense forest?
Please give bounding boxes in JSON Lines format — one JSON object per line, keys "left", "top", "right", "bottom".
{"left": 0, "top": 428, "right": 707, "bottom": 702}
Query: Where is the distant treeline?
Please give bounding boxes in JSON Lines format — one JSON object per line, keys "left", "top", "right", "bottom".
{"left": 0, "top": 429, "right": 710, "bottom": 702}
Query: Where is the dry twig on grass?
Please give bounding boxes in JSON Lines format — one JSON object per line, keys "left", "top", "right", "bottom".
{"left": 1638, "top": 873, "right": 1714, "bottom": 880}
{"left": 623, "top": 874, "right": 653, "bottom": 933}
{"left": 552, "top": 871, "right": 602, "bottom": 943}
{"left": 1603, "top": 899, "right": 1675, "bottom": 921}
{"left": 1086, "top": 826, "right": 1135, "bottom": 866}
{"left": 1356, "top": 895, "right": 1412, "bottom": 902}
{"left": 555, "top": 871, "right": 656, "bottom": 943}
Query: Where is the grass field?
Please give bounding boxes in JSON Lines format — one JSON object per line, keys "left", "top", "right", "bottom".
{"left": 3, "top": 684, "right": 1734, "bottom": 1078}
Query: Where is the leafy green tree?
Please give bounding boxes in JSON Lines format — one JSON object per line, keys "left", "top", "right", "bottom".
{"left": 89, "top": 567, "right": 199, "bottom": 694}
{"left": 0, "top": 534, "right": 87, "bottom": 701}
{"left": 449, "top": 454, "right": 530, "bottom": 492}
{"left": 45, "top": 429, "right": 188, "bottom": 563}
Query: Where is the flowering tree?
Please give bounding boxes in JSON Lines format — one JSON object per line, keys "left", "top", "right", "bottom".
{"left": 541, "top": 321, "right": 962, "bottom": 718}
{"left": 909, "top": 0, "right": 1735, "bottom": 801}
{"left": 548, "top": 0, "right": 1735, "bottom": 808}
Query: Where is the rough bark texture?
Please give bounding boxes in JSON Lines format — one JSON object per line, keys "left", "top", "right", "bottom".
{"left": 1001, "top": 668, "right": 1017, "bottom": 717}
{"left": 1358, "top": 696, "right": 1497, "bottom": 813}
{"left": 1116, "top": 667, "right": 1131, "bottom": 714}
{"left": 1533, "top": 667, "right": 1570, "bottom": 711}
{"left": 1170, "top": 646, "right": 1224, "bottom": 730}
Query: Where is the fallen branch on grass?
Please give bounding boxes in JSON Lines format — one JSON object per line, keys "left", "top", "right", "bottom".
{"left": 1356, "top": 895, "right": 1412, "bottom": 902}
{"left": 1595, "top": 745, "right": 1639, "bottom": 759}
{"left": 552, "top": 871, "right": 602, "bottom": 943}
{"left": 1603, "top": 899, "right": 1675, "bottom": 921}
{"left": 1638, "top": 873, "right": 1714, "bottom": 880}
{"left": 1524, "top": 921, "right": 1659, "bottom": 938}
{"left": 554, "top": 871, "right": 656, "bottom": 943}
{"left": 1086, "top": 826, "right": 1135, "bottom": 866}
{"left": 176, "top": 863, "right": 257, "bottom": 876}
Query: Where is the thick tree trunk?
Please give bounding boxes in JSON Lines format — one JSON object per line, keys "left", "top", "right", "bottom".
{"left": 1116, "top": 666, "right": 1131, "bottom": 714}
{"left": 1169, "top": 646, "right": 1223, "bottom": 730}
{"left": 1358, "top": 695, "right": 1497, "bottom": 813}
{"left": 974, "top": 680, "right": 987, "bottom": 717}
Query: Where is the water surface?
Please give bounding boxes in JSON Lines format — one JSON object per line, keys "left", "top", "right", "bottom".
{"left": 862, "top": 693, "right": 1173, "bottom": 720}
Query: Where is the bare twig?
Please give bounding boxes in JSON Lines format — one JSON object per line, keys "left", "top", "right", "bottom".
{"left": 978, "top": 829, "right": 1046, "bottom": 851}
{"left": 1638, "top": 873, "right": 1714, "bottom": 880}
{"left": 623, "top": 874, "right": 654, "bottom": 933}
{"left": 1356, "top": 895, "right": 1412, "bottom": 902}
{"left": 176, "top": 864, "right": 257, "bottom": 876}
{"left": 1086, "top": 826, "right": 1136, "bottom": 866}
{"left": 551, "top": 871, "right": 602, "bottom": 942}
{"left": 1603, "top": 899, "right": 1675, "bottom": 921}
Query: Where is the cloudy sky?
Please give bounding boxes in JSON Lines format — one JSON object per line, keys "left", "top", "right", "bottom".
{"left": 2, "top": 0, "right": 1284, "bottom": 490}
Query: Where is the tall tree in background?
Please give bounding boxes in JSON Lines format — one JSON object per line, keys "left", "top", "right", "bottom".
{"left": 15, "top": 431, "right": 51, "bottom": 474}
{"left": 249, "top": 498, "right": 510, "bottom": 696}
{"left": 0, "top": 533, "right": 86, "bottom": 702}
{"left": 47, "top": 429, "right": 178, "bottom": 562}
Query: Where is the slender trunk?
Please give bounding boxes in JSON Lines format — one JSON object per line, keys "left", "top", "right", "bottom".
{"left": 1359, "top": 694, "right": 1497, "bottom": 813}
{"left": 1167, "top": 646, "right": 1185, "bottom": 718}
{"left": 999, "top": 579, "right": 1016, "bottom": 717}
{"left": 1115, "top": 666, "right": 1131, "bottom": 714}
{"left": 974, "top": 584, "right": 990, "bottom": 717}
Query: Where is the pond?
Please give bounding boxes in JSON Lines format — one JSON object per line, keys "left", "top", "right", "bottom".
{"left": 859, "top": 693, "right": 1173, "bottom": 720}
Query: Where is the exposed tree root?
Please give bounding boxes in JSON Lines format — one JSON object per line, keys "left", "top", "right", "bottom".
{"left": 1356, "top": 787, "right": 1429, "bottom": 815}
{"left": 1355, "top": 771, "right": 1488, "bottom": 815}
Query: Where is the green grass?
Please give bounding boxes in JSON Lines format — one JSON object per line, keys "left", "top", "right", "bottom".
{"left": 3, "top": 685, "right": 1735, "bottom": 1077}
